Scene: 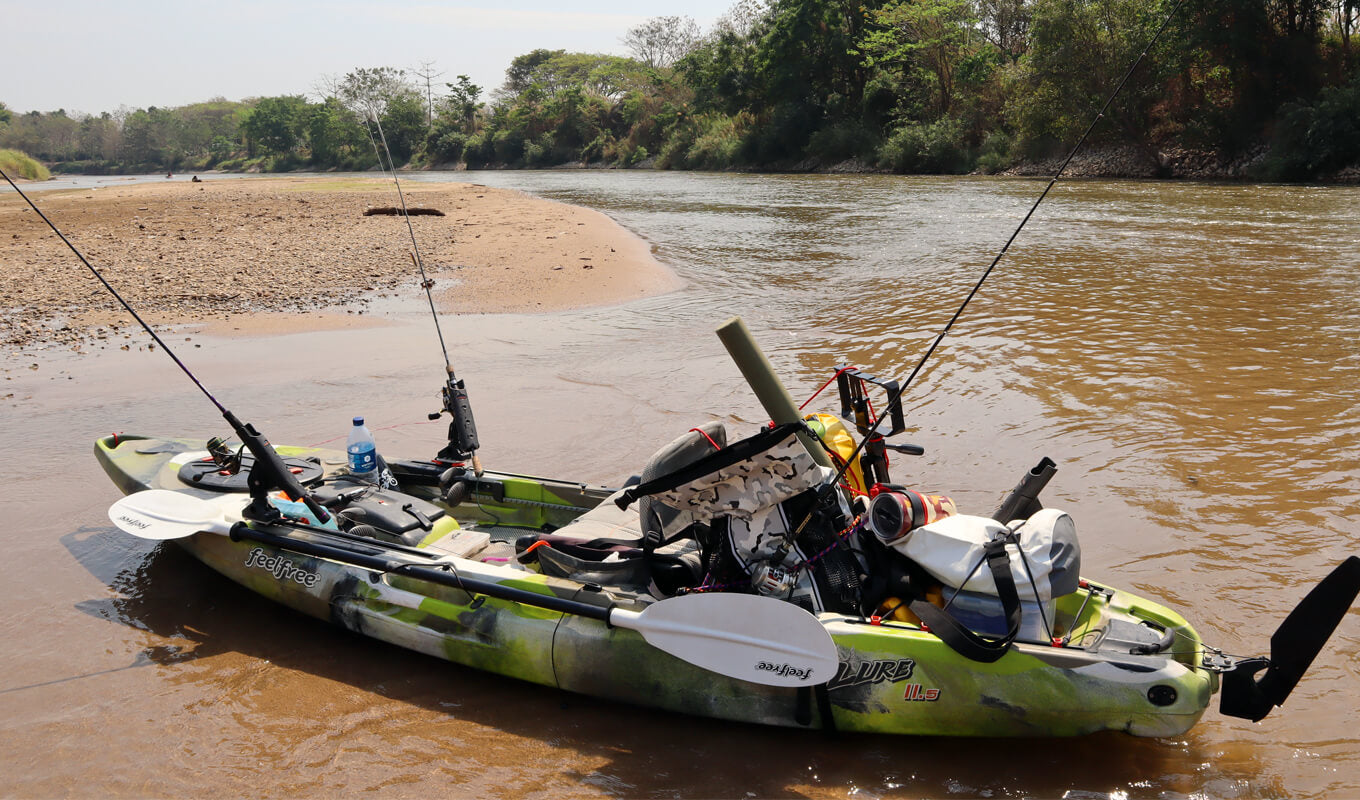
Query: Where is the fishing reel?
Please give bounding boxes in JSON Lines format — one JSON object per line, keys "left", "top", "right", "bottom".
{"left": 864, "top": 486, "right": 958, "bottom": 544}
{"left": 751, "top": 561, "right": 799, "bottom": 599}
{"left": 206, "top": 435, "right": 244, "bottom": 475}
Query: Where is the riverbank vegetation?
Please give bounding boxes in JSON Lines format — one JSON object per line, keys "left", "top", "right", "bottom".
{"left": 2, "top": 0, "right": 1358, "bottom": 180}
{"left": 0, "top": 148, "right": 51, "bottom": 181}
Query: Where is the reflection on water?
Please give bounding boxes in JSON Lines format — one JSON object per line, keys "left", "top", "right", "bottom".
{"left": 6, "top": 171, "right": 1359, "bottom": 798}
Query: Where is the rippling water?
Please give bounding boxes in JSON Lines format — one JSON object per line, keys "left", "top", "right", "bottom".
{"left": 4, "top": 172, "right": 1358, "bottom": 798}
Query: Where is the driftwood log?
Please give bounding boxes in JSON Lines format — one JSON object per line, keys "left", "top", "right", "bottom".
{"left": 363, "top": 207, "right": 446, "bottom": 217}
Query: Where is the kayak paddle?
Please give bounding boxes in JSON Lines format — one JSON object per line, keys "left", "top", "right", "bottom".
{"left": 109, "top": 490, "right": 840, "bottom": 688}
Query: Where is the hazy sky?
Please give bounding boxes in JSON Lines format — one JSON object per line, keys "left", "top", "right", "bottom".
{"left": 3, "top": 1, "right": 735, "bottom": 115}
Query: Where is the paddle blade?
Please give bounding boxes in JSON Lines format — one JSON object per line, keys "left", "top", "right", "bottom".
{"left": 623, "top": 592, "right": 839, "bottom": 688}
{"left": 1221, "top": 556, "right": 1360, "bottom": 721}
{"left": 108, "top": 489, "right": 232, "bottom": 540}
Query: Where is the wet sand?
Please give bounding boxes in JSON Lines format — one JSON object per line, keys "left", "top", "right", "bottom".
{"left": 0, "top": 177, "right": 681, "bottom": 352}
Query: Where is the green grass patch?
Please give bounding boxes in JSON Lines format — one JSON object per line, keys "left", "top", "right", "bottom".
{"left": 0, "top": 149, "right": 51, "bottom": 181}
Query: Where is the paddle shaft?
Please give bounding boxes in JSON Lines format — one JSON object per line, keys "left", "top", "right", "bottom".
{"left": 109, "top": 490, "right": 841, "bottom": 686}
{"left": 235, "top": 520, "right": 837, "bottom": 680}
{"left": 226, "top": 520, "right": 620, "bottom": 623}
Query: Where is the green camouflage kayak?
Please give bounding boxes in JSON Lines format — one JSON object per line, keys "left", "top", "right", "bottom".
{"left": 96, "top": 431, "right": 1228, "bottom": 738}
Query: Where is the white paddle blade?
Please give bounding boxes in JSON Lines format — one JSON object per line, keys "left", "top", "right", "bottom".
{"left": 619, "top": 592, "right": 840, "bottom": 687}
{"left": 108, "top": 489, "right": 232, "bottom": 540}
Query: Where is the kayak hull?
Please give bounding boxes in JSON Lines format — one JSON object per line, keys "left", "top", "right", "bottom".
{"left": 95, "top": 434, "right": 1216, "bottom": 737}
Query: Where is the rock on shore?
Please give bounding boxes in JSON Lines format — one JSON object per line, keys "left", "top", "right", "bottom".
{"left": 1002, "top": 144, "right": 1271, "bottom": 180}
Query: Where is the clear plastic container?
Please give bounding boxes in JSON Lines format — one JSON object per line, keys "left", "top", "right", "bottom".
{"left": 346, "top": 416, "right": 378, "bottom": 482}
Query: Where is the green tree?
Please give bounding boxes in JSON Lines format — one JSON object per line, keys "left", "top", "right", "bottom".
{"left": 748, "top": 0, "right": 885, "bottom": 160}
{"left": 240, "top": 95, "right": 309, "bottom": 156}
{"left": 1013, "top": 0, "right": 1176, "bottom": 162}
{"left": 678, "top": 28, "right": 764, "bottom": 115}
{"left": 117, "top": 106, "right": 188, "bottom": 167}
{"left": 1337, "top": 0, "right": 1359, "bottom": 59}
{"left": 1259, "top": 69, "right": 1360, "bottom": 177}
{"left": 77, "top": 113, "right": 120, "bottom": 161}
{"left": 976, "top": 0, "right": 1032, "bottom": 63}
{"left": 482, "top": 49, "right": 654, "bottom": 166}
{"left": 444, "top": 75, "right": 483, "bottom": 131}
{"left": 861, "top": 0, "right": 978, "bottom": 118}
{"left": 502, "top": 50, "right": 566, "bottom": 96}
{"left": 308, "top": 97, "right": 366, "bottom": 166}
{"left": 331, "top": 67, "right": 414, "bottom": 120}
{"left": 377, "top": 90, "right": 427, "bottom": 163}
{"left": 623, "top": 15, "right": 703, "bottom": 68}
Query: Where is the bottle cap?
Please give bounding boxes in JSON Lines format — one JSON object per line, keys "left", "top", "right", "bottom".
{"left": 353, "top": 416, "right": 365, "bottom": 426}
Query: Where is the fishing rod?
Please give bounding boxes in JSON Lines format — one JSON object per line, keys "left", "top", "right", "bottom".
{"left": 360, "top": 111, "right": 482, "bottom": 476}
{"left": 0, "top": 166, "right": 332, "bottom": 525}
{"left": 806, "top": 0, "right": 1189, "bottom": 514}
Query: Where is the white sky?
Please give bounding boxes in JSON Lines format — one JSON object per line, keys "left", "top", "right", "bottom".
{"left": 2, "top": 1, "right": 735, "bottom": 115}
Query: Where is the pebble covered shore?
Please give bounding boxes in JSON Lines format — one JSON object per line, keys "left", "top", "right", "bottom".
{"left": 0, "top": 177, "right": 679, "bottom": 354}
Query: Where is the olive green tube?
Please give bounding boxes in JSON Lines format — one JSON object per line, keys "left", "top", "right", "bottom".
{"left": 715, "top": 316, "right": 833, "bottom": 468}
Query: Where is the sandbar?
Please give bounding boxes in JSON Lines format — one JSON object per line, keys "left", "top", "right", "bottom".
{"left": 0, "top": 177, "right": 681, "bottom": 351}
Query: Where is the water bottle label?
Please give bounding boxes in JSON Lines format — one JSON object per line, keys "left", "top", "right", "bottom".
{"left": 349, "top": 446, "right": 376, "bottom": 473}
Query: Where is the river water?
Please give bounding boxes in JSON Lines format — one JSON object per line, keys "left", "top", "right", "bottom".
{"left": 3, "top": 171, "right": 1358, "bottom": 798}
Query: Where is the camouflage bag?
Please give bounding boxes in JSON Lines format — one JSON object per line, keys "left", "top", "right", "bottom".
{"left": 615, "top": 423, "right": 824, "bottom": 520}
{"left": 615, "top": 422, "right": 862, "bottom": 613}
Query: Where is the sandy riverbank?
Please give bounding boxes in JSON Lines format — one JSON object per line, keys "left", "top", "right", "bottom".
{"left": 0, "top": 177, "right": 681, "bottom": 351}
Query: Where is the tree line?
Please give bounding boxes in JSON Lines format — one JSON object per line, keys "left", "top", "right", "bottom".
{"left": 2, "top": 0, "right": 1358, "bottom": 180}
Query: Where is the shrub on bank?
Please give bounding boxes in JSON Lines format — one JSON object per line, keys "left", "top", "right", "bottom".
{"left": 974, "top": 131, "right": 1016, "bottom": 174}
{"left": 659, "top": 112, "right": 755, "bottom": 170}
{"left": 0, "top": 149, "right": 51, "bottom": 181}
{"left": 877, "top": 119, "right": 972, "bottom": 174}
{"left": 1256, "top": 73, "right": 1360, "bottom": 181}
{"left": 807, "top": 121, "right": 880, "bottom": 164}
{"left": 427, "top": 129, "right": 468, "bottom": 164}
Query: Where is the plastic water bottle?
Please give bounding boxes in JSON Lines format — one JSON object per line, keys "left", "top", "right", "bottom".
{"left": 347, "top": 416, "right": 378, "bottom": 483}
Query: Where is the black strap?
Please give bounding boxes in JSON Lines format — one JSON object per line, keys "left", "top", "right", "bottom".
{"left": 908, "top": 537, "right": 1022, "bottom": 663}
{"left": 615, "top": 422, "right": 808, "bottom": 510}
{"left": 815, "top": 683, "right": 837, "bottom": 733}
{"left": 794, "top": 686, "right": 813, "bottom": 726}
{"left": 578, "top": 527, "right": 693, "bottom": 552}
{"left": 794, "top": 684, "right": 838, "bottom": 733}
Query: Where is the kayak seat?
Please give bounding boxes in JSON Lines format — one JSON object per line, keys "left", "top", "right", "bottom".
{"left": 637, "top": 421, "right": 727, "bottom": 548}
{"left": 554, "top": 491, "right": 649, "bottom": 543}
{"left": 517, "top": 488, "right": 704, "bottom": 595}
{"left": 515, "top": 424, "right": 727, "bottom": 595}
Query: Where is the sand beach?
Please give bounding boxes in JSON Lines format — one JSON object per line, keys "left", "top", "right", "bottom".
{"left": 0, "top": 176, "right": 681, "bottom": 352}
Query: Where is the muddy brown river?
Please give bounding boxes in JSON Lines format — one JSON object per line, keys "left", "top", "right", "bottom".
{"left": 2, "top": 172, "right": 1358, "bottom": 798}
